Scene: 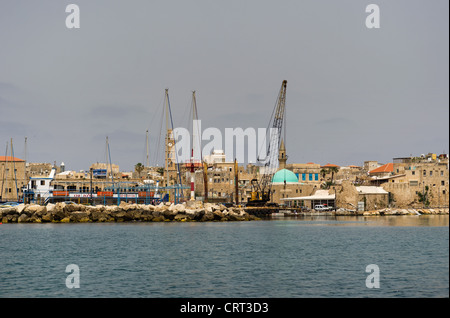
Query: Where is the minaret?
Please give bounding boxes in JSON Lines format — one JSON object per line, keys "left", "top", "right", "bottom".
{"left": 278, "top": 138, "right": 287, "bottom": 169}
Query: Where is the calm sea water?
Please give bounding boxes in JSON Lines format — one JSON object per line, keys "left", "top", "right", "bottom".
{"left": 1, "top": 215, "right": 448, "bottom": 298}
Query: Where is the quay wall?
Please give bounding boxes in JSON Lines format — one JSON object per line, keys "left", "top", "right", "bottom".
{"left": 0, "top": 201, "right": 260, "bottom": 223}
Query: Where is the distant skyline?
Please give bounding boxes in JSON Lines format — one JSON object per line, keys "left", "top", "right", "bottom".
{"left": 1, "top": 0, "right": 448, "bottom": 172}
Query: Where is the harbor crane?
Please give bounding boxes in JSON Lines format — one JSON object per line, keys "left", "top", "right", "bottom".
{"left": 247, "top": 80, "right": 287, "bottom": 207}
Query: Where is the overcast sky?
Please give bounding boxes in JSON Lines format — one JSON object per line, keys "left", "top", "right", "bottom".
{"left": 0, "top": 0, "right": 448, "bottom": 172}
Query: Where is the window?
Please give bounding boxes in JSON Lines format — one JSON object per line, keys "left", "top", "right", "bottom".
{"left": 412, "top": 171, "right": 415, "bottom": 175}
{"left": 41, "top": 180, "right": 45, "bottom": 186}
{"left": 442, "top": 181, "right": 445, "bottom": 186}
{"left": 302, "top": 173, "right": 306, "bottom": 181}
{"left": 441, "top": 171, "right": 444, "bottom": 176}
{"left": 309, "top": 173, "right": 312, "bottom": 181}
{"left": 315, "top": 173, "right": 318, "bottom": 181}
{"left": 423, "top": 170, "right": 427, "bottom": 176}
{"left": 430, "top": 171, "right": 433, "bottom": 176}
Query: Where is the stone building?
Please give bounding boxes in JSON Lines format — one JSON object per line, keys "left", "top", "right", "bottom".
{"left": 0, "top": 156, "right": 27, "bottom": 202}
{"left": 193, "top": 159, "right": 255, "bottom": 203}
{"left": 381, "top": 154, "right": 449, "bottom": 208}
{"left": 334, "top": 181, "right": 389, "bottom": 211}
{"left": 285, "top": 162, "right": 322, "bottom": 185}
{"left": 270, "top": 168, "right": 317, "bottom": 206}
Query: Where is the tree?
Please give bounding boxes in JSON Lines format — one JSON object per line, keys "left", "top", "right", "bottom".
{"left": 329, "top": 166, "right": 339, "bottom": 185}
{"left": 135, "top": 163, "right": 144, "bottom": 179}
{"left": 418, "top": 185, "right": 430, "bottom": 207}
{"left": 320, "top": 168, "right": 328, "bottom": 180}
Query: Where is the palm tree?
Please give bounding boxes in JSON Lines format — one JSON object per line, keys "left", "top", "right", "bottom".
{"left": 320, "top": 168, "right": 328, "bottom": 181}
{"left": 329, "top": 166, "right": 339, "bottom": 185}
{"left": 135, "top": 163, "right": 144, "bottom": 179}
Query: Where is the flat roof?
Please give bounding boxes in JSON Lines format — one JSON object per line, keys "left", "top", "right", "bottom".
{"left": 281, "top": 190, "right": 335, "bottom": 201}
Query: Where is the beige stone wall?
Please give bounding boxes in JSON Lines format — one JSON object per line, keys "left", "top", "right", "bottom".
{"left": 27, "top": 163, "right": 57, "bottom": 177}
{"left": 272, "top": 183, "right": 316, "bottom": 205}
{"left": 357, "top": 193, "right": 389, "bottom": 210}
{"left": 0, "top": 160, "right": 27, "bottom": 201}
{"left": 335, "top": 181, "right": 359, "bottom": 210}
{"left": 387, "top": 159, "right": 449, "bottom": 207}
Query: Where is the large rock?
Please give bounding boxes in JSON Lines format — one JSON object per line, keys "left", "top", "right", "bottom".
{"left": 212, "top": 210, "right": 224, "bottom": 221}
{"left": 1, "top": 207, "right": 17, "bottom": 216}
{"left": 111, "top": 210, "right": 127, "bottom": 222}
{"left": 15, "top": 204, "right": 26, "bottom": 214}
{"left": 70, "top": 211, "right": 90, "bottom": 222}
{"left": 52, "top": 207, "right": 69, "bottom": 221}
{"left": 169, "top": 203, "right": 186, "bottom": 214}
{"left": 186, "top": 200, "right": 203, "bottom": 210}
{"left": 90, "top": 210, "right": 112, "bottom": 222}
{"left": 125, "top": 209, "right": 142, "bottom": 221}
{"left": 18, "top": 213, "right": 30, "bottom": 223}
{"left": 41, "top": 212, "right": 54, "bottom": 222}
{"left": 23, "top": 204, "right": 42, "bottom": 216}
{"left": 174, "top": 214, "right": 190, "bottom": 222}
{"left": 201, "top": 211, "right": 215, "bottom": 222}
{"left": 139, "top": 210, "right": 154, "bottom": 222}
{"left": 55, "top": 202, "right": 66, "bottom": 213}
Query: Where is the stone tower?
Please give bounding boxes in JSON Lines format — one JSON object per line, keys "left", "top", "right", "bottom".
{"left": 164, "top": 129, "right": 176, "bottom": 186}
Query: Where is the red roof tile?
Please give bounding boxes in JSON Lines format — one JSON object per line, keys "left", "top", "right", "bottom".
{"left": 369, "top": 163, "right": 393, "bottom": 174}
{"left": 0, "top": 156, "right": 25, "bottom": 162}
{"left": 321, "top": 163, "right": 340, "bottom": 168}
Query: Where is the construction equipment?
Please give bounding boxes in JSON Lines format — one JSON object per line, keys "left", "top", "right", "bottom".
{"left": 247, "top": 80, "right": 287, "bottom": 207}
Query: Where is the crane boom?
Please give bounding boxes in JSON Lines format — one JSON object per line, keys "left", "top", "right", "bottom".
{"left": 248, "top": 80, "right": 287, "bottom": 206}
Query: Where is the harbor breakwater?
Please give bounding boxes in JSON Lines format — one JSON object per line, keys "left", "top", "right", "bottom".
{"left": 0, "top": 201, "right": 260, "bottom": 223}
{"left": 1, "top": 202, "right": 448, "bottom": 223}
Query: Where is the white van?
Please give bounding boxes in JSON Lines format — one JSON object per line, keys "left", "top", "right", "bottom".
{"left": 314, "top": 204, "right": 330, "bottom": 211}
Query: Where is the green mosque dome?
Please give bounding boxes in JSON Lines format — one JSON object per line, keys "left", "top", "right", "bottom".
{"left": 271, "top": 169, "right": 299, "bottom": 183}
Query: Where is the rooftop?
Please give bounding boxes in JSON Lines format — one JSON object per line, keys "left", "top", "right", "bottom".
{"left": 0, "top": 156, "right": 25, "bottom": 162}
{"left": 369, "top": 163, "right": 393, "bottom": 174}
{"left": 321, "top": 163, "right": 340, "bottom": 168}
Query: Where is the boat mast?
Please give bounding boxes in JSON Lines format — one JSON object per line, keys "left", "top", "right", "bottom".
{"left": 10, "top": 138, "right": 19, "bottom": 202}
{"left": 146, "top": 130, "right": 149, "bottom": 168}
{"left": 0, "top": 142, "right": 8, "bottom": 202}
{"left": 165, "top": 89, "right": 169, "bottom": 188}
{"left": 106, "top": 136, "right": 114, "bottom": 186}
{"left": 190, "top": 91, "right": 197, "bottom": 201}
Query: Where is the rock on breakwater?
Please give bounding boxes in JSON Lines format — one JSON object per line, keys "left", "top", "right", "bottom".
{"left": 335, "top": 207, "right": 449, "bottom": 216}
{"left": 0, "top": 201, "right": 260, "bottom": 223}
